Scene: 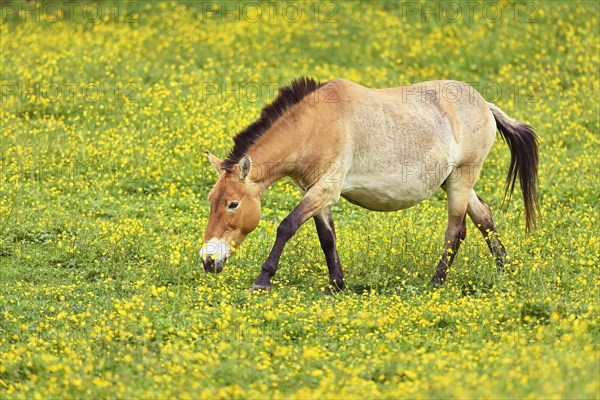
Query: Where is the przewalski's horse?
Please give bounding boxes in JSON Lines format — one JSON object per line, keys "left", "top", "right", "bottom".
{"left": 200, "top": 77, "right": 539, "bottom": 290}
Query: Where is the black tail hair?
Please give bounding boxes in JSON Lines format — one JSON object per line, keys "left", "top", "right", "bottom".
{"left": 488, "top": 103, "right": 540, "bottom": 233}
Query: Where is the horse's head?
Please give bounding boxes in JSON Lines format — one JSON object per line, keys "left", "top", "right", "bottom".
{"left": 200, "top": 151, "right": 261, "bottom": 273}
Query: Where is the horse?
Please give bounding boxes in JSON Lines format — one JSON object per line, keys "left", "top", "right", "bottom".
{"left": 199, "top": 77, "right": 539, "bottom": 291}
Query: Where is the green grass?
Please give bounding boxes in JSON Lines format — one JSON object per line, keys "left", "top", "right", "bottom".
{"left": 1, "top": 0, "right": 599, "bottom": 398}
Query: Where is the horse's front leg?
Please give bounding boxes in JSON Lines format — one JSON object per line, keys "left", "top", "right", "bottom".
{"left": 252, "top": 186, "right": 334, "bottom": 291}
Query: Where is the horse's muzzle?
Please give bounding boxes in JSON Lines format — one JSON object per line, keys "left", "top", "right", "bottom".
{"left": 199, "top": 239, "right": 231, "bottom": 274}
{"left": 202, "top": 256, "right": 226, "bottom": 273}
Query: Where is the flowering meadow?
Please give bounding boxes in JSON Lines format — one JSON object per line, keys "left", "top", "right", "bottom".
{"left": 1, "top": 0, "right": 599, "bottom": 398}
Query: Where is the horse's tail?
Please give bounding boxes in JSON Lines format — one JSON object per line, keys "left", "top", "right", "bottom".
{"left": 488, "top": 102, "right": 540, "bottom": 233}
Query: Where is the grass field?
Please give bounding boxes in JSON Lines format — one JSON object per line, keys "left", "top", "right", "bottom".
{"left": 1, "top": 0, "right": 599, "bottom": 398}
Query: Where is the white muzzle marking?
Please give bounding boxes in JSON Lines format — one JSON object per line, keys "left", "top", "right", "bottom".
{"left": 199, "top": 238, "right": 231, "bottom": 273}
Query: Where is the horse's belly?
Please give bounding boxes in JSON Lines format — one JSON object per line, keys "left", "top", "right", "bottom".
{"left": 341, "top": 171, "right": 442, "bottom": 211}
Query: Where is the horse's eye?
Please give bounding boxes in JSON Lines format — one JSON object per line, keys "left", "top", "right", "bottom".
{"left": 227, "top": 201, "right": 240, "bottom": 210}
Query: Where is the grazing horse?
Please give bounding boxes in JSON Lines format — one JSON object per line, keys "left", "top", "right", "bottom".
{"left": 200, "top": 77, "right": 539, "bottom": 290}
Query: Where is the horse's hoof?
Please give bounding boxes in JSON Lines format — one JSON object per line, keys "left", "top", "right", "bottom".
{"left": 324, "top": 284, "right": 344, "bottom": 296}
{"left": 496, "top": 257, "right": 514, "bottom": 273}
{"left": 430, "top": 276, "right": 446, "bottom": 286}
{"left": 250, "top": 283, "right": 272, "bottom": 292}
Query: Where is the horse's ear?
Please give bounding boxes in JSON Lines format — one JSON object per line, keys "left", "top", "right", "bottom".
{"left": 238, "top": 154, "right": 252, "bottom": 180}
{"left": 205, "top": 151, "right": 223, "bottom": 174}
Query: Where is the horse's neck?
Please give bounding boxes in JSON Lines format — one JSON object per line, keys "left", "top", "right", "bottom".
{"left": 247, "top": 117, "right": 305, "bottom": 192}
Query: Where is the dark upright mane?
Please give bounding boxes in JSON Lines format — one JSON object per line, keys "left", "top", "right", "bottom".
{"left": 221, "top": 76, "right": 324, "bottom": 170}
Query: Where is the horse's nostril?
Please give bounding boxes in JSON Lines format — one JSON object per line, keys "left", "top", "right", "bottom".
{"left": 202, "top": 256, "right": 225, "bottom": 273}
{"left": 202, "top": 256, "right": 213, "bottom": 270}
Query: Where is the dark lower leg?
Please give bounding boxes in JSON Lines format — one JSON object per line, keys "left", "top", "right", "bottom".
{"left": 478, "top": 226, "right": 507, "bottom": 269}
{"left": 431, "top": 215, "right": 467, "bottom": 285}
{"left": 252, "top": 190, "right": 327, "bottom": 290}
{"left": 468, "top": 195, "right": 507, "bottom": 269}
{"left": 252, "top": 213, "right": 301, "bottom": 289}
{"left": 314, "top": 209, "right": 344, "bottom": 291}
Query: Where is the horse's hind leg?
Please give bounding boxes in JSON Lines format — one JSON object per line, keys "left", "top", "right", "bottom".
{"left": 466, "top": 190, "right": 507, "bottom": 269}
{"left": 431, "top": 213, "right": 467, "bottom": 285}
{"left": 314, "top": 206, "right": 344, "bottom": 292}
{"left": 431, "top": 171, "right": 472, "bottom": 285}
